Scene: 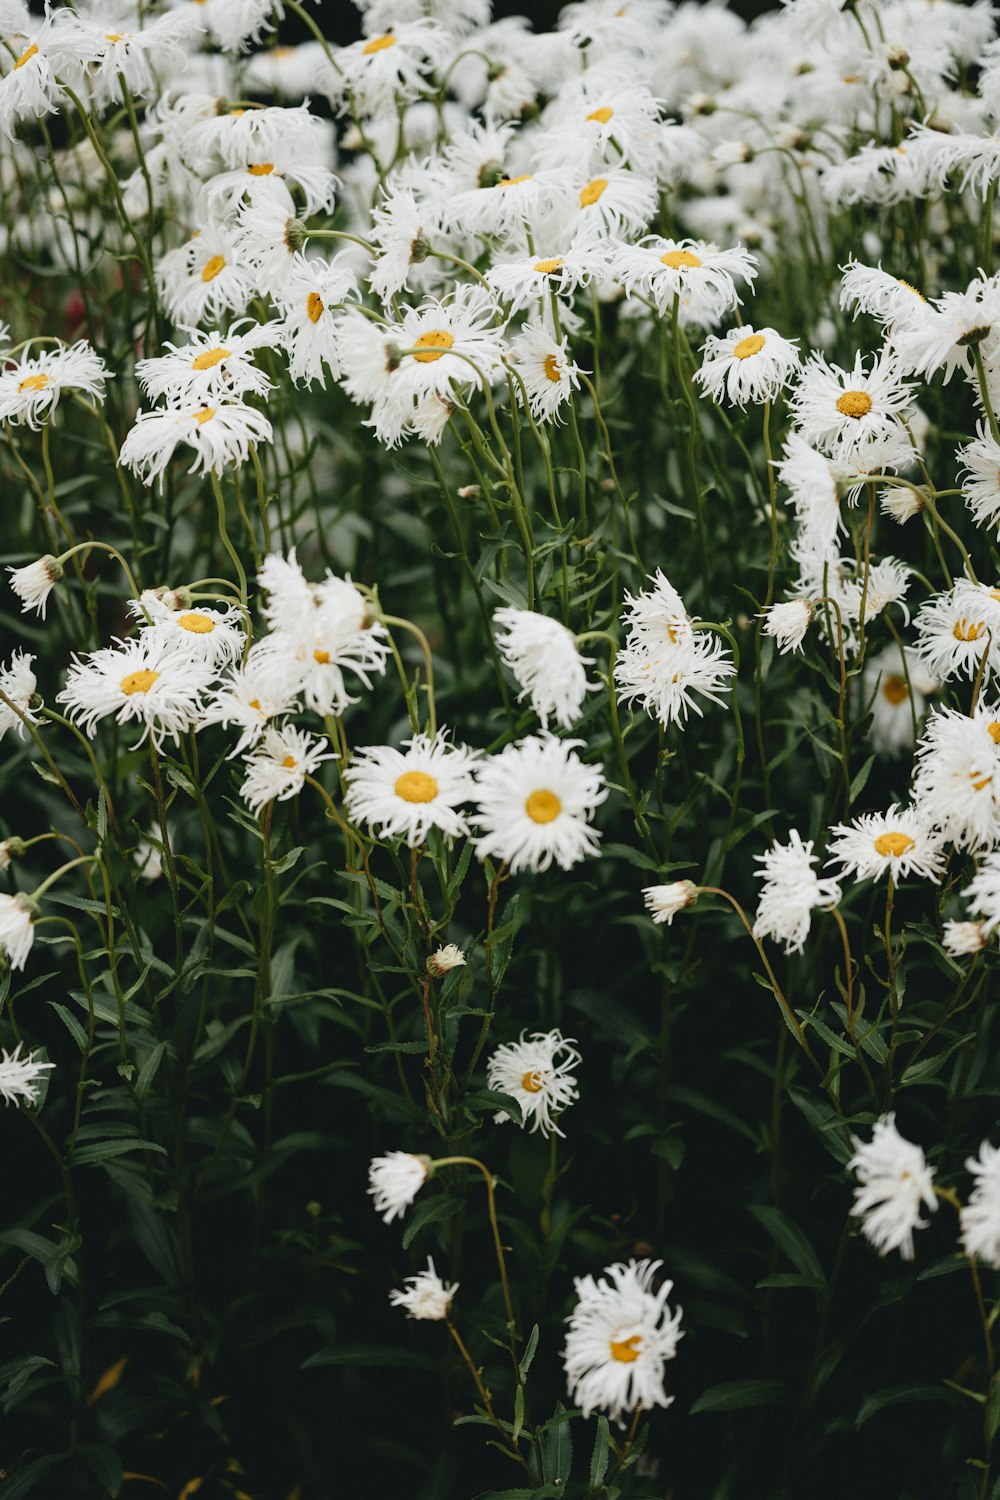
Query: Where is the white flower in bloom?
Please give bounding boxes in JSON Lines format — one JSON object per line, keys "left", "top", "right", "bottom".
{"left": 839, "top": 259, "right": 928, "bottom": 333}
{"left": 388, "top": 1256, "right": 458, "bottom": 1320}
{"left": 473, "top": 733, "right": 608, "bottom": 874}
{"left": 961, "top": 1142, "right": 1000, "bottom": 1268}
{"left": 642, "top": 881, "right": 698, "bottom": 925}
{"left": 486, "top": 246, "right": 598, "bottom": 317}
{"left": 777, "top": 433, "right": 844, "bottom": 551}
{"left": 752, "top": 829, "right": 841, "bottom": 955}
{"left": 787, "top": 349, "right": 914, "bottom": 461}
{"left": 614, "top": 633, "right": 736, "bottom": 728}
{"left": 135, "top": 322, "right": 280, "bottom": 407}
{"left": 343, "top": 732, "right": 479, "bottom": 847}
{"left": 826, "top": 804, "right": 946, "bottom": 885}
{"left": 321, "top": 21, "right": 452, "bottom": 118}
{"left": 563, "top": 1259, "right": 684, "bottom": 1423}
{"left": 486, "top": 1029, "right": 581, "bottom": 1137}
{"left": 843, "top": 556, "right": 911, "bottom": 625}
{"left": 53, "top": 10, "right": 202, "bottom": 109}
{"left": 0, "top": 893, "right": 37, "bottom": 972}
{"left": 0, "top": 23, "right": 64, "bottom": 141}
{"left": 863, "top": 644, "right": 935, "bottom": 759}
{"left": 0, "top": 650, "right": 40, "bottom": 741}
{"left": 0, "top": 341, "right": 107, "bottom": 428}
{"left": 914, "top": 580, "right": 1000, "bottom": 684}
{"left": 570, "top": 169, "right": 658, "bottom": 241}
{"left": 119, "top": 402, "right": 273, "bottom": 488}
{"left": 239, "top": 724, "right": 335, "bottom": 815}
{"left": 911, "top": 705, "right": 1000, "bottom": 852}
{"left": 493, "top": 608, "right": 595, "bottom": 730}
{"left": 273, "top": 256, "right": 358, "bottom": 387}
{"left": 892, "top": 275, "right": 1000, "bottom": 384}
{"left": 7, "top": 555, "right": 61, "bottom": 618}
{"left": 509, "top": 322, "right": 582, "bottom": 424}
{"left": 943, "top": 920, "right": 986, "bottom": 958}
{"left": 358, "top": 0, "right": 489, "bottom": 37}
{"left": 609, "top": 236, "right": 757, "bottom": 325}
{"left": 959, "top": 425, "right": 1000, "bottom": 534}
{"left": 129, "top": 594, "right": 246, "bottom": 670}
{"left": 427, "top": 944, "right": 466, "bottom": 977}
{"left": 445, "top": 169, "right": 574, "bottom": 238}
{"left": 166, "top": 0, "right": 287, "bottom": 54}
{"left": 964, "top": 851, "right": 1000, "bottom": 935}
{"left": 847, "top": 1114, "right": 936, "bottom": 1261}
{"left": 202, "top": 657, "right": 300, "bottom": 756}
{"left": 695, "top": 326, "right": 800, "bottom": 407}
{"left": 58, "top": 638, "right": 215, "bottom": 750}
{"left": 0, "top": 1042, "right": 53, "bottom": 1107}
{"left": 156, "top": 227, "right": 254, "bottom": 326}
{"left": 762, "top": 600, "right": 814, "bottom": 654}
{"left": 368, "top": 1150, "right": 431, "bottom": 1223}
{"left": 234, "top": 185, "right": 308, "bottom": 297}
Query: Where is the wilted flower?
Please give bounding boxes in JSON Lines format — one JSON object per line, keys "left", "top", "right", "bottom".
{"left": 388, "top": 1256, "right": 458, "bottom": 1320}
{"left": 847, "top": 1114, "right": 936, "bottom": 1260}
{"left": 368, "top": 1151, "right": 431, "bottom": 1223}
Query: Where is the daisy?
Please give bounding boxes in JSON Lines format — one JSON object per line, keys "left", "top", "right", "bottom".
{"left": 694, "top": 325, "right": 800, "bottom": 407}
{"left": 53, "top": 9, "right": 201, "bottom": 110}
{"left": 509, "top": 322, "right": 583, "bottom": 424}
{"left": 609, "top": 235, "right": 757, "bottom": 324}
{"left": 961, "top": 1142, "right": 1000, "bottom": 1268}
{"left": 368, "top": 1150, "right": 431, "bottom": 1223}
{"left": 787, "top": 349, "right": 915, "bottom": 461}
{"left": 762, "top": 599, "right": 814, "bottom": 654}
{"left": 563, "top": 1259, "right": 684, "bottom": 1424}
{"left": 493, "top": 608, "right": 595, "bottom": 729}
{"left": 534, "top": 73, "right": 665, "bottom": 174}
{"left": 58, "top": 638, "right": 215, "bottom": 749}
{"left": 486, "top": 1029, "right": 582, "bottom": 1137}
{"left": 203, "top": 142, "right": 338, "bottom": 223}
{"left": 427, "top": 943, "right": 466, "bottom": 977}
{"left": 614, "top": 633, "right": 736, "bottom": 728}
{"left": 156, "top": 227, "right": 254, "bottom": 326}
{"left": 134, "top": 322, "right": 281, "bottom": 406}
{"left": 7, "top": 554, "right": 61, "bottom": 618}
{"left": 863, "top": 643, "right": 936, "bottom": 758}
{"left": 472, "top": 733, "right": 608, "bottom": 874}
{"left": 0, "top": 341, "right": 107, "bottom": 428}
{"left": 233, "top": 185, "right": 307, "bottom": 297}
{"left": 0, "top": 20, "right": 65, "bottom": 141}
{"left": 964, "top": 851, "right": 1000, "bottom": 935}
{"left": 444, "top": 169, "right": 574, "bottom": 237}
{"left": 0, "top": 1042, "right": 53, "bottom": 1107}
{"left": 753, "top": 829, "right": 842, "bottom": 955}
{"left": 777, "top": 433, "right": 844, "bottom": 550}
{"left": 367, "top": 185, "right": 441, "bottom": 305}
{"left": 0, "top": 892, "right": 37, "bottom": 972}
{"left": 129, "top": 594, "right": 246, "bottom": 669}
{"left": 912, "top": 705, "right": 1000, "bottom": 852}
{"left": 891, "top": 275, "right": 1000, "bottom": 385}
{"left": 914, "top": 580, "right": 1000, "bottom": 683}
{"left": 943, "top": 921, "right": 987, "bottom": 958}
{"left": 321, "top": 20, "right": 452, "bottom": 118}
{"left": 570, "top": 168, "right": 658, "bottom": 241}
{"left": 826, "top": 804, "right": 946, "bottom": 884}
{"left": 389, "top": 1257, "right": 458, "bottom": 1320}
{"left": 839, "top": 258, "right": 928, "bottom": 333}
{"left": 202, "top": 657, "right": 300, "bottom": 756}
{"left": 358, "top": 0, "right": 490, "bottom": 35}
{"left": 642, "top": 881, "right": 698, "bottom": 925}
{"left": 486, "top": 247, "right": 599, "bottom": 315}
{"left": 959, "top": 425, "right": 1000, "bottom": 533}
{"left": 239, "top": 724, "right": 335, "bottom": 815}
{"left": 118, "top": 402, "right": 273, "bottom": 488}
{"left": 0, "top": 649, "right": 41, "bottom": 740}
{"left": 164, "top": 0, "right": 289, "bottom": 53}
{"left": 343, "top": 732, "right": 479, "bottom": 847}
{"left": 847, "top": 1114, "right": 936, "bottom": 1261}
{"left": 273, "top": 256, "right": 359, "bottom": 388}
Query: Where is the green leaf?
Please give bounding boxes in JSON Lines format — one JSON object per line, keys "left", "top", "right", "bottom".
{"left": 518, "top": 1324, "right": 539, "bottom": 1383}
{"left": 691, "top": 1380, "right": 790, "bottom": 1414}
{"left": 849, "top": 754, "right": 876, "bottom": 805}
{"left": 72, "top": 1139, "right": 167, "bottom": 1166}
{"left": 589, "top": 1415, "right": 612, "bottom": 1489}
{"left": 81, "top": 1443, "right": 123, "bottom": 1496}
{"left": 856, "top": 1383, "right": 947, "bottom": 1426}
{"left": 749, "top": 1205, "right": 825, "bottom": 1286}
{"left": 540, "top": 1402, "right": 573, "bottom": 1484}
{"left": 301, "top": 1344, "right": 438, "bottom": 1370}
{"left": 401, "top": 1194, "right": 465, "bottom": 1251}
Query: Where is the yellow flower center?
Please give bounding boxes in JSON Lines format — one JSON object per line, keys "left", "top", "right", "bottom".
{"left": 587, "top": 105, "right": 614, "bottom": 123}
{"left": 733, "top": 333, "right": 766, "bottom": 360}
{"left": 363, "top": 33, "right": 397, "bottom": 53}
{"left": 534, "top": 258, "right": 564, "bottom": 274}
{"left": 498, "top": 173, "right": 532, "bottom": 187}
{"left": 14, "top": 43, "right": 38, "bottom": 68}
{"left": 394, "top": 770, "right": 439, "bottom": 803}
{"left": 881, "top": 674, "right": 908, "bottom": 705}
{"left": 836, "top": 390, "right": 872, "bottom": 418}
{"left": 313, "top": 649, "right": 330, "bottom": 664}
{"left": 177, "top": 611, "right": 215, "bottom": 634}
{"left": 898, "top": 278, "right": 925, "bottom": 300}
{"left": 991, "top": 590, "right": 1000, "bottom": 603}
{"left": 282, "top": 755, "right": 297, "bottom": 769}
{"left": 201, "top": 255, "right": 226, "bottom": 282}
{"left": 521, "top": 1070, "right": 543, "bottom": 1093}
{"left": 412, "top": 329, "right": 454, "bottom": 363}
{"left": 18, "top": 373, "right": 50, "bottom": 393}
{"left": 610, "top": 1335, "right": 642, "bottom": 1363}
{"left": 105, "top": 32, "right": 125, "bottom": 42}
{"left": 120, "top": 669, "right": 159, "bottom": 696}
{"left": 525, "top": 789, "right": 561, "bottom": 824}
{"left": 990, "top": 722, "right": 1000, "bottom": 745}
{"left": 873, "top": 831, "right": 915, "bottom": 858}
{"left": 307, "top": 292, "right": 325, "bottom": 323}
{"left": 249, "top": 698, "right": 262, "bottom": 712}
{"left": 580, "top": 177, "right": 608, "bottom": 207}
{"left": 954, "top": 619, "right": 985, "bottom": 641}
{"left": 191, "top": 347, "right": 230, "bottom": 370}
{"left": 661, "top": 249, "right": 702, "bottom": 269}
{"left": 247, "top": 162, "right": 274, "bottom": 176}
{"left": 543, "top": 353, "right": 561, "bottom": 383}
{"left": 193, "top": 407, "right": 215, "bottom": 425}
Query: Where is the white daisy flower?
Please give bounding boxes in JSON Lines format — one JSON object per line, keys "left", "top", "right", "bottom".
{"left": 762, "top": 599, "right": 814, "bottom": 654}
{"left": 427, "top": 943, "right": 466, "bottom": 977}
{"left": 239, "top": 724, "right": 335, "bottom": 815}
{"left": 52, "top": 10, "right": 202, "bottom": 109}
{"left": 486, "top": 1029, "right": 581, "bottom": 1137}
{"left": 642, "top": 881, "right": 698, "bottom": 925}
{"left": 787, "top": 349, "right": 915, "bottom": 461}
{"left": 508, "top": 322, "right": 582, "bottom": 424}
{"left": 839, "top": 258, "right": 928, "bottom": 333}
{"left": 913, "top": 580, "right": 1000, "bottom": 683}
{"left": 134, "top": 322, "right": 280, "bottom": 406}
{"left": 202, "top": 656, "right": 300, "bottom": 756}
{"left": 321, "top": 21, "right": 452, "bottom": 119}
{"left": 163, "top": 0, "right": 287, "bottom": 53}
{"left": 0, "top": 892, "right": 37, "bottom": 972}
{"left": 343, "top": 732, "right": 479, "bottom": 848}
{"left": 445, "top": 169, "right": 574, "bottom": 237}
{"left": 0, "top": 22, "right": 64, "bottom": 141}
{"left": 563, "top": 1259, "right": 684, "bottom": 1424}
{"left": 891, "top": 275, "right": 1000, "bottom": 385}
{"left": 959, "top": 425, "right": 1000, "bottom": 534}
{"left": 912, "top": 704, "right": 1000, "bottom": 852}
{"left": 863, "top": 643, "right": 936, "bottom": 758}
{"left": 0, "top": 649, "right": 41, "bottom": 740}
{"left": 0, "top": 340, "right": 107, "bottom": 428}
{"left": 388, "top": 1256, "right": 458, "bottom": 1321}
{"left": 752, "top": 829, "right": 842, "bottom": 955}
{"left": 964, "top": 851, "right": 1000, "bottom": 935}
{"left": 486, "top": 246, "right": 599, "bottom": 316}
{"left": 7, "top": 554, "right": 61, "bottom": 618}
{"left": 57, "top": 638, "right": 215, "bottom": 749}
{"left": 826, "top": 804, "right": 946, "bottom": 885}
{"left": 0, "top": 1042, "right": 53, "bottom": 1107}
{"left": 961, "top": 1142, "right": 1000, "bottom": 1268}
{"left": 609, "top": 236, "right": 757, "bottom": 325}
{"left": 367, "top": 184, "right": 441, "bottom": 305}
{"left": 118, "top": 401, "right": 273, "bottom": 488}
{"left": 233, "top": 184, "right": 308, "bottom": 297}
{"left": 493, "top": 608, "right": 596, "bottom": 730}
{"left": 570, "top": 168, "right": 657, "bottom": 240}
{"left": 129, "top": 594, "right": 246, "bottom": 669}
{"left": 847, "top": 1114, "right": 936, "bottom": 1261}
{"left": 472, "top": 732, "right": 608, "bottom": 874}
{"left": 273, "top": 256, "right": 359, "bottom": 387}
{"left": 943, "top": 920, "right": 986, "bottom": 957}
{"left": 694, "top": 325, "right": 800, "bottom": 407}
{"left": 368, "top": 1150, "right": 431, "bottom": 1223}
{"left": 614, "top": 633, "right": 736, "bottom": 728}
{"left": 156, "top": 227, "right": 254, "bottom": 327}
{"left": 358, "top": 0, "right": 489, "bottom": 37}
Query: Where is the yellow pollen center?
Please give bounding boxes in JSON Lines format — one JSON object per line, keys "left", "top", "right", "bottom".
{"left": 282, "top": 755, "right": 297, "bottom": 769}
{"left": 525, "top": 789, "right": 561, "bottom": 824}
{"left": 610, "top": 1335, "right": 642, "bottom": 1363}
{"left": 14, "top": 43, "right": 38, "bottom": 68}
{"left": 580, "top": 177, "right": 608, "bottom": 207}
{"left": 201, "top": 255, "right": 226, "bottom": 282}
{"left": 394, "top": 770, "right": 439, "bottom": 803}
{"left": 191, "top": 347, "right": 230, "bottom": 370}
{"left": 836, "top": 389, "right": 872, "bottom": 418}
{"left": 991, "top": 590, "right": 1000, "bottom": 603}
{"left": 954, "top": 619, "right": 985, "bottom": 641}
{"left": 247, "top": 162, "right": 274, "bottom": 175}
{"left": 733, "top": 333, "right": 766, "bottom": 360}
{"left": 521, "top": 1070, "right": 543, "bottom": 1093}
{"left": 193, "top": 407, "right": 215, "bottom": 425}
{"left": 313, "top": 649, "right": 330, "bottom": 664}
{"left": 990, "top": 722, "right": 1000, "bottom": 745}
{"left": 882, "top": 674, "right": 908, "bottom": 705}
{"left": 533, "top": 258, "right": 564, "bottom": 274}
{"left": 120, "top": 669, "right": 159, "bottom": 696}
{"left": 105, "top": 32, "right": 125, "bottom": 42}
{"left": 307, "top": 292, "right": 324, "bottom": 323}
{"left": 249, "top": 698, "right": 262, "bottom": 712}
{"left": 587, "top": 106, "right": 614, "bottom": 123}
{"left": 363, "top": 33, "right": 397, "bottom": 53}
{"left": 898, "top": 278, "right": 925, "bottom": 299}
{"left": 178, "top": 611, "right": 215, "bottom": 634}
{"left": 498, "top": 173, "right": 532, "bottom": 187}
{"left": 18, "top": 373, "right": 50, "bottom": 392}
{"left": 661, "top": 249, "right": 702, "bottom": 269}
{"left": 873, "top": 831, "right": 915, "bottom": 858}
{"left": 543, "top": 353, "right": 561, "bottom": 383}
{"left": 412, "top": 329, "right": 454, "bottom": 363}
